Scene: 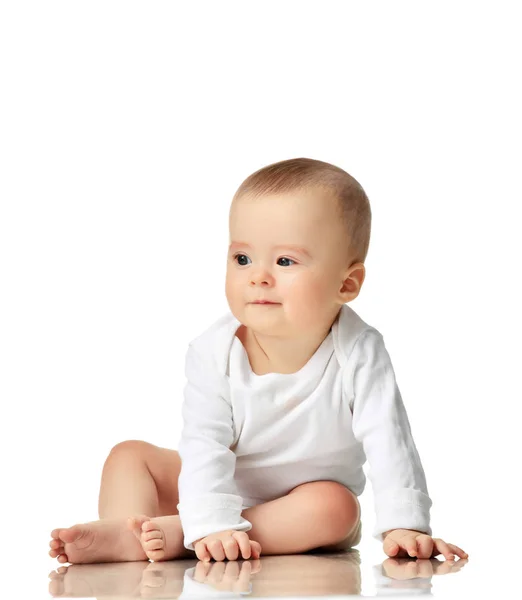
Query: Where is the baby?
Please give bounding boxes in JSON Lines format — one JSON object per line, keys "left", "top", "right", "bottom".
{"left": 49, "top": 157, "right": 468, "bottom": 565}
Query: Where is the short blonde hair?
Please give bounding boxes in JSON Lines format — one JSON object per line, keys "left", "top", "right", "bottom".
{"left": 231, "top": 157, "right": 372, "bottom": 265}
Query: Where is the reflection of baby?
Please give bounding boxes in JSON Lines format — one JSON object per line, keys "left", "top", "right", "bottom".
{"left": 49, "top": 157, "right": 468, "bottom": 566}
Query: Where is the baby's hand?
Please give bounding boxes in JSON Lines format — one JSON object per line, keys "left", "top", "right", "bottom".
{"left": 193, "top": 530, "right": 262, "bottom": 562}
{"left": 383, "top": 529, "right": 468, "bottom": 561}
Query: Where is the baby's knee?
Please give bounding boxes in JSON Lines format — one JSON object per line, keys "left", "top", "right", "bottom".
{"left": 295, "top": 481, "right": 359, "bottom": 541}
{"left": 107, "top": 439, "right": 148, "bottom": 459}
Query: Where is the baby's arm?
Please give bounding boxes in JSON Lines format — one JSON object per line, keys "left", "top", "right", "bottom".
{"left": 350, "top": 330, "right": 468, "bottom": 560}
{"left": 350, "top": 329, "right": 432, "bottom": 542}
{"left": 176, "top": 342, "right": 253, "bottom": 552}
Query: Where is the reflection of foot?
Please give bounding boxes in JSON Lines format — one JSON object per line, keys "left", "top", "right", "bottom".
{"left": 48, "top": 562, "right": 153, "bottom": 598}
{"left": 139, "top": 562, "right": 189, "bottom": 598}
{"left": 48, "top": 517, "right": 148, "bottom": 564}
{"left": 128, "top": 514, "right": 194, "bottom": 562}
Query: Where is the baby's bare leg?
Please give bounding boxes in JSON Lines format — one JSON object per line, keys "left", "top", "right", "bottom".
{"left": 98, "top": 440, "right": 181, "bottom": 518}
{"left": 49, "top": 440, "right": 187, "bottom": 564}
{"left": 242, "top": 481, "right": 359, "bottom": 556}
{"left": 99, "top": 440, "right": 193, "bottom": 561}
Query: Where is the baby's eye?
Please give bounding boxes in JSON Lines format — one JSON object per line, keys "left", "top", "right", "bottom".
{"left": 277, "top": 257, "right": 295, "bottom": 267}
{"left": 233, "top": 254, "right": 295, "bottom": 267}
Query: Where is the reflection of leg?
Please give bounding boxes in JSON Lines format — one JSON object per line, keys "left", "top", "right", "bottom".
{"left": 250, "top": 554, "right": 362, "bottom": 597}
{"left": 241, "top": 481, "right": 360, "bottom": 556}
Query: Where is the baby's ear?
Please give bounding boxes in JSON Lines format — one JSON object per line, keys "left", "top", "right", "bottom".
{"left": 338, "top": 263, "right": 365, "bottom": 302}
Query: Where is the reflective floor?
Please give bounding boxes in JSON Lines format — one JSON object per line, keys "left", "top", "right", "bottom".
{"left": 44, "top": 550, "right": 472, "bottom": 599}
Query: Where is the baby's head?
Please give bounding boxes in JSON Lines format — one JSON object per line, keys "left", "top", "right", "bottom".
{"left": 225, "top": 157, "right": 371, "bottom": 336}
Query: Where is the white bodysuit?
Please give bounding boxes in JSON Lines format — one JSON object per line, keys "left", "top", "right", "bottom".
{"left": 176, "top": 304, "right": 432, "bottom": 551}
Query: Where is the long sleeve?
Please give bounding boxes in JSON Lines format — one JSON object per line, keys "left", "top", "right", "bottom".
{"left": 350, "top": 329, "right": 432, "bottom": 542}
{"left": 176, "top": 342, "right": 253, "bottom": 551}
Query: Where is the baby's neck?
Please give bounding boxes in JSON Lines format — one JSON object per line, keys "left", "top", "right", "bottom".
{"left": 237, "top": 324, "right": 332, "bottom": 375}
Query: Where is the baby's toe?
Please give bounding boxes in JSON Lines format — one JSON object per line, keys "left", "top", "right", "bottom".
{"left": 49, "top": 537, "right": 65, "bottom": 559}
{"left": 143, "top": 538, "right": 164, "bottom": 551}
{"left": 49, "top": 545, "right": 65, "bottom": 557}
{"left": 146, "top": 548, "right": 166, "bottom": 562}
{"left": 141, "top": 520, "right": 160, "bottom": 532}
{"left": 142, "top": 529, "right": 162, "bottom": 542}
{"left": 128, "top": 515, "right": 152, "bottom": 542}
{"left": 128, "top": 515, "right": 151, "bottom": 531}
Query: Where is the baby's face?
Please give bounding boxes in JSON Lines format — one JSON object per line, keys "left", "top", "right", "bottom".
{"left": 225, "top": 188, "right": 352, "bottom": 335}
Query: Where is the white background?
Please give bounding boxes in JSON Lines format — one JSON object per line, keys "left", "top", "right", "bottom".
{"left": 1, "top": 1, "right": 520, "bottom": 598}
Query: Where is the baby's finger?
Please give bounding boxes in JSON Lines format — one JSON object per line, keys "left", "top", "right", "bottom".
{"left": 383, "top": 536, "right": 400, "bottom": 557}
{"left": 221, "top": 537, "right": 240, "bottom": 561}
{"left": 195, "top": 541, "right": 211, "bottom": 562}
{"left": 447, "top": 543, "right": 468, "bottom": 559}
{"left": 403, "top": 538, "right": 418, "bottom": 557}
{"left": 207, "top": 539, "right": 226, "bottom": 561}
{"left": 416, "top": 535, "right": 434, "bottom": 559}
{"left": 250, "top": 540, "right": 262, "bottom": 558}
{"left": 433, "top": 538, "right": 455, "bottom": 561}
{"left": 232, "top": 532, "right": 252, "bottom": 559}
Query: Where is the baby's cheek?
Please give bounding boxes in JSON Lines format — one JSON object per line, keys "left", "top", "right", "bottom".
{"left": 288, "top": 279, "right": 329, "bottom": 315}
{"left": 298, "top": 273, "right": 331, "bottom": 300}
{"left": 225, "top": 275, "right": 241, "bottom": 302}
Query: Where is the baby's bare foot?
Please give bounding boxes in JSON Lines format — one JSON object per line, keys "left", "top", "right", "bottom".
{"left": 49, "top": 517, "right": 149, "bottom": 564}
{"left": 128, "top": 514, "right": 194, "bottom": 562}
